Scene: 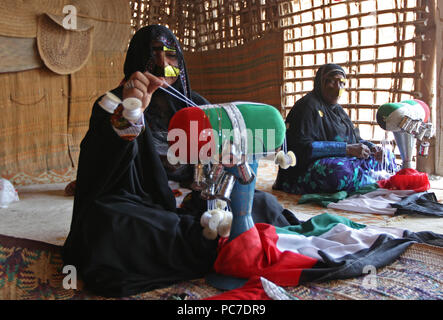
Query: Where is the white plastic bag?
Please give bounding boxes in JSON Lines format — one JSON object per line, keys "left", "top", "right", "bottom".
{"left": 0, "top": 178, "right": 19, "bottom": 208}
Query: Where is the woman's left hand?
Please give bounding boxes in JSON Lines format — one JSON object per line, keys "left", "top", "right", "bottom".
{"left": 370, "top": 145, "right": 383, "bottom": 162}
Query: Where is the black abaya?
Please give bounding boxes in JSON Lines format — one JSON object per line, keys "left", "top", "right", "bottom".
{"left": 62, "top": 25, "right": 292, "bottom": 298}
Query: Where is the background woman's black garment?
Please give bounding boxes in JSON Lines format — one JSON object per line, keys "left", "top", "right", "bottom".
{"left": 62, "top": 25, "right": 292, "bottom": 298}
{"left": 274, "top": 64, "right": 361, "bottom": 188}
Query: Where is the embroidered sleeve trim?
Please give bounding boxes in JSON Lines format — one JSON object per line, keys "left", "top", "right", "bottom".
{"left": 110, "top": 105, "right": 144, "bottom": 141}
{"left": 360, "top": 139, "right": 375, "bottom": 150}
{"left": 311, "top": 141, "right": 347, "bottom": 159}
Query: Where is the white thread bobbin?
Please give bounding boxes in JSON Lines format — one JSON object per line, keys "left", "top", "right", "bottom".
{"left": 208, "top": 209, "right": 225, "bottom": 231}
{"left": 217, "top": 211, "right": 233, "bottom": 238}
{"left": 200, "top": 211, "right": 212, "bottom": 228}
{"left": 122, "top": 98, "right": 142, "bottom": 122}
{"left": 99, "top": 92, "right": 122, "bottom": 113}
{"left": 275, "top": 150, "right": 296, "bottom": 169}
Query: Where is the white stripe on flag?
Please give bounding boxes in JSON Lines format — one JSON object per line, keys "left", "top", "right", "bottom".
{"left": 276, "top": 223, "right": 405, "bottom": 262}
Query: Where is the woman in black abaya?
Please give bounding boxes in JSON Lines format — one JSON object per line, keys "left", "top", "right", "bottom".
{"left": 273, "top": 64, "right": 397, "bottom": 194}
{"left": 62, "top": 25, "right": 292, "bottom": 298}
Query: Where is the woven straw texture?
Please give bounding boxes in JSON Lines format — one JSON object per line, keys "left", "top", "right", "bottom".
{"left": 0, "top": 0, "right": 40, "bottom": 38}
{"left": 0, "top": 68, "right": 72, "bottom": 179}
{"left": 0, "top": 0, "right": 131, "bottom": 52}
{"left": 184, "top": 31, "right": 284, "bottom": 111}
{"left": 67, "top": 51, "right": 126, "bottom": 166}
{"left": 0, "top": 0, "right": 131, "bottom": 181}
{"left": 0, "top": 0, "right": 72, "bottom": 38}
{"left": 0, "top": 36, "right": 43, "bottom": 74}
{"left": 0, "top": 233, "right": 441, "bottom": 300}
{"left": 69, "top": 0, "right": 132, "bottom": 52}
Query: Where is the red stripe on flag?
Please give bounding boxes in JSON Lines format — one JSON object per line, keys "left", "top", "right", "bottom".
{"left": 214, "top": 223, "right": 318, "bottom": 286}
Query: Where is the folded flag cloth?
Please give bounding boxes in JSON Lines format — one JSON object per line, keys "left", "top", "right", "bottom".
{"left": 377, "top": 168, "right": 430, "bottom": 192}
{"left": 206, "top": 213, "right": 443, "bottom": 300}
{"left": 391, "top": 192, "right": 443, "bottom": 217}
{"left": 298, "top": 183, "right": 379, "bottom": 207}
{"left": 327, "top": 189, "right": 415, "bottom": 215}
{"left": 298, "top": 191, "right": 348, "bottom": 207}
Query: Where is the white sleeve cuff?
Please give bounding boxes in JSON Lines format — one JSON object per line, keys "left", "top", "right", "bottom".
{"left": 112, "top": 115, "right": 145, "bottom": 138}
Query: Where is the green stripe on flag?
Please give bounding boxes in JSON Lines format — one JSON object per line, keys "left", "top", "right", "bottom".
{"left": 275, "top": 213, "right": 366, "bottom": 237}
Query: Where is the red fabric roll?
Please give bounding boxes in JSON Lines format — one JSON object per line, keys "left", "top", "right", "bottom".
{"left": 377, "top": 168, "right": 430, "bottom": 192}
{"left": 168, "top": 107, "right": 215, "bottom": 163}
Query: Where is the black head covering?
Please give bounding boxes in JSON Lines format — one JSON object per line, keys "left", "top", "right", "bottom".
{"left": 313, "top": 63, "right": 346, "bottom": 105}
{"left": 123, "top": 25, "right": 209, "bottom": 181}
{"left": 123, "top": 24, "right": 191, "bottom": 99}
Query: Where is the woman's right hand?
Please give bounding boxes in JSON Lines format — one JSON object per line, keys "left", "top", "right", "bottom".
{"left": 122, "top": 71, "right": 163, "bottom": 111}
{"left": 346, "top": 143, "right": 370, "bottom": 159}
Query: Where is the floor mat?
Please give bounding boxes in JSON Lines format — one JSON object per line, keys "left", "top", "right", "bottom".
{"left": 1, "top": 234, "right": 441, "bottom": 300}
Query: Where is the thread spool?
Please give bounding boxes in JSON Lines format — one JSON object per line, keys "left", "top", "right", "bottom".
{"left": 202, "top": 227, "right": 218, "bottom": 240}
{"left": 418, "top": 141, "right": 430, "bottom": 157}
{"left": 398, "top": 116, "right": 412, "bottom": 131}
{"left": 403, "top": 119, "right": 417, "bottom": 134}
{"left": 215, "top": 199, "right": 228, "bottom": 210}
{"left": 208, "top": 209, "right": 225, "bottom": 231}
{"left": 201, "top": 183, "right": 217, "bottom": 200}
{"left": 122, "top": 97, "right": 142, "bottom": 122}
{"left": 208, "top": 164, "right": 225, "bottom": 183}
{"left": 424, "top": 123, "right": 435, "bottom": 139}
{"left": 236, "top": 162, "right": 256, "bottom": 185}
{"left": 275, "top": 150, "right": 296, "bottom": 169}
{"left": 190, "top": 164, "right": 208, "bottom": 191}
{"left": 217, "top": 211, "right": 233, "bottom": 238}
{"left": 99, "top": 92, "right": 122, "bottom": 113}
{"left": 416, "top": 124, "right": 427, "bottom": 141}
{"left": 200, "top": 211, "right": 212, "bottom": 228}
{"left": 411, "top": 120, "right": 422, "bottom": 135}
{"left": 215, "top": 172, "right": 236, "bottom": 201}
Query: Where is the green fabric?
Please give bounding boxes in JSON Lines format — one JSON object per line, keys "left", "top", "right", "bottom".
{"left": 298, "top": 191, "right": 348, "bottom": 207}
{"left": 348, "top": 183, "right": 379, "bottom": 197}
{"left": 276, "top": 213, "right": 366, "bottom": 237}
{"left": 376, "top": 102, "right": 403, "bottom": 130}
{"left": 298, "top": 183, "right": 379, "bottom": 207}
{"left": 203, "top": 102, "right": 286, "bottom": 154}
{"left": 401, "top": 100, "right": 419, "bottom": 106}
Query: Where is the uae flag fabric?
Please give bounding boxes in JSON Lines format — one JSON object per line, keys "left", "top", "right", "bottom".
{"left": 206, "top": 213, "right": 443, "bottom": 300}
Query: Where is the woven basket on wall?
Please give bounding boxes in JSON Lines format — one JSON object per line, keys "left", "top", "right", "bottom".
{"left": 37, "top": 13, "right": 94, "bottom": 75}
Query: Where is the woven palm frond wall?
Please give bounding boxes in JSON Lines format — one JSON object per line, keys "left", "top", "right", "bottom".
{"left": 130, "top": 0, "right": 436, "bottom": 160}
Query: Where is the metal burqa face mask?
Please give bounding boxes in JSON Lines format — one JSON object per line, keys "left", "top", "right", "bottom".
{"left": 148, "top": 45, "right": 181, "bottom": 77}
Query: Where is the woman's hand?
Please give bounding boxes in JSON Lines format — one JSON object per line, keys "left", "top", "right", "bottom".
{"left": 346, "top": 143, "right": 370, "bottom": 159}
{"left": 370, "top": 145, "right": 384, "bottom": 162}
{"left": 122, "top": 71, "right": 163, "bottom": 111}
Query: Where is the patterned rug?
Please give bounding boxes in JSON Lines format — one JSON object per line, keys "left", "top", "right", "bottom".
{"left": 1, "top": 234, "right": 441, "bottom": 300}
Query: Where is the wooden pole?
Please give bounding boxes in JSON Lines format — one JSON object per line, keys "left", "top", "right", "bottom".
{"left": 416, "top": 0, "right": 437, "bottom": 173}
{"left": 434, "top": 0, "right": 443, "bottom": 174}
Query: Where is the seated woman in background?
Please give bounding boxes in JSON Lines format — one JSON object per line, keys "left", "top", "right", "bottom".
{"left": 63, "top": 25, "right": 292, "bottom": 298}
{"left": 273, "top": 63, "right": 397, "bottom": 195}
